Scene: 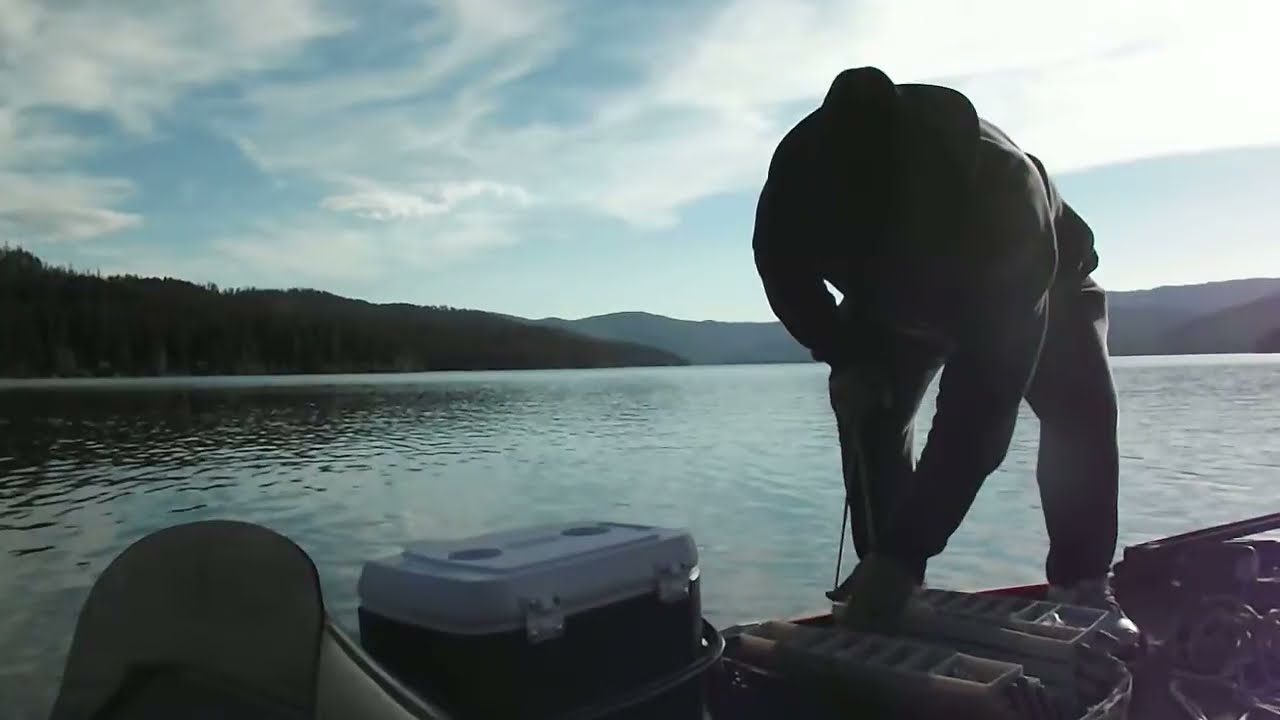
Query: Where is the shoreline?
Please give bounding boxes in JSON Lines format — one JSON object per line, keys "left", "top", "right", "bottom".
{"left": 2, "top": 353, "right": 1277, "bottom": 388}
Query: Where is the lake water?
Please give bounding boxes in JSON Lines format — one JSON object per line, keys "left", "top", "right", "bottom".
{"left": 3, "top": 356, "right": 1280, "bottom": 717}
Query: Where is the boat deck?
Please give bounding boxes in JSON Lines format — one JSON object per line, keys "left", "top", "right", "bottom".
{"left": 707, "top": 534, "right": 1280, "bottom": 720}
{"left": 46, "top": 512, "right": 1280, "bottom": 720}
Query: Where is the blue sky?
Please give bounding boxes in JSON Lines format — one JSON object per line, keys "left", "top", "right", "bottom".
{"left": 3, "top": 0, "right": 1280, "bottom": 321}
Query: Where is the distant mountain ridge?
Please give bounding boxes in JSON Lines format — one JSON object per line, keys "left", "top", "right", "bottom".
{"left": 535, "top": 313, "right": 806, "bottom": 365}
{"left": 1107, "top": 279, "right": 1280, "bottom": 356}
{"left": 1159, "top": 288, "right": 1280, "bottom": 355}
{"left": 1260, "top": 328, "right": 1280, "bottom": 353}
{"left": 532, "top": 278, "right": 1280, "bottom": 363}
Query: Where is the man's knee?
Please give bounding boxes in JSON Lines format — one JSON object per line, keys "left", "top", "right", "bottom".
{"left": 1031, "top": 309, "right": 1116, "bottom": 432}
{"left": 1036, "top": 367, "right": 1117, "bottom": 437}
{"left": 925, "top": 401, "right": 1019, "bottom": 480}
{"left": 970, "top": 416, "right": 1019, "bottom": 477}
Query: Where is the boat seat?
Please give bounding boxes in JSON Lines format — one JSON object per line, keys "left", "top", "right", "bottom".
{"left": 48, "top": 520, "right": 454, "bottom": 720}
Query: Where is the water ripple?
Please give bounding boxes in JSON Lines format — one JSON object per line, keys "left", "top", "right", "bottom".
{"left": 0, "top": 359, "right": 1279, "bottom": 717}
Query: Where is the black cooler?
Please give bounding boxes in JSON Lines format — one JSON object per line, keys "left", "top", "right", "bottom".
{"left": 356, "top": 521, "right": 709, "bottom": 719}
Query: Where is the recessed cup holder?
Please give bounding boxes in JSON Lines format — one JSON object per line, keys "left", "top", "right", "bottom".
{"left": 449, "top": 547, "right": 503, "bottom": 561}
{"left": 561, "top": 525, "right": 610, "bottom": 537}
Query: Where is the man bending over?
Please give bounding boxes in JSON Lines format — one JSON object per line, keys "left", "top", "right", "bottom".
{"left": 752, "top": 66, "right": 1138, "bottom": 643}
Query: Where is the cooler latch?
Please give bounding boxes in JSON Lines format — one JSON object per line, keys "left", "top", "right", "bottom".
{"left": 521, "top": 595, "right": 565, "bottom": 643}
{"left": 656, "top": 562, "right": 692, "bottom": 603}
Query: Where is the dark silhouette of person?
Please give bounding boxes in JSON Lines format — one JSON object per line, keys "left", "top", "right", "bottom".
{"left": 752, "top": 66, "right": 1137, "bottom": 642}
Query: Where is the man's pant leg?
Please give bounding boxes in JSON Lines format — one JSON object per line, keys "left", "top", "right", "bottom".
{"left": 1025, "top": 276, "right": 1120, "bottom": 586}
{"left": 829, "top": 332, "right": 943, "bottom": 584}
{"left": 874, "top": 282, "right": 1050, "bottom": 580}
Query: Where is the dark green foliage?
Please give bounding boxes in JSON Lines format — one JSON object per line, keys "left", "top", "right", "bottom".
{"left": 0, "top": 247, "right": 686, "bottom": 377}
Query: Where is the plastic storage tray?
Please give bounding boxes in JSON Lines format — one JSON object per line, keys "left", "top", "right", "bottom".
{"left": 712, "top": 617, "right": 1131, "bottom": 720}
{"left": 735, "top": 621, "right": 1053, "bottom": 720}
{"left": 835, "top": 589, "right": 1110, "bottom": 694}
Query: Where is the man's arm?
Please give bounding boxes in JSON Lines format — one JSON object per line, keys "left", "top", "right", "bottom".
{"left": 751, "top": 177, "right": 854, "bottom": 368}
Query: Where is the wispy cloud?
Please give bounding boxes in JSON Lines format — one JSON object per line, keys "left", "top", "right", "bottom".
{"left": 229, "top": 0, "right": 1280, "bottom": 240}
{"left": 212, "top": 209, "right": 521, "bottom": 290}
{"left": 215, "top": 220, "right": 384, "bottom": 284}
{"left": 493, "top": 0, "right": 1280, "bottom": 221}
{"left": 321, "top": 179, "right": 532, "bottom": 221}
{"left": 1, "top": 0, "right": 346, "bottom": 132}
{"left": 3, "top": 0, "right": 1278, "bottom": 288}
{"left": 0, "top": 172, "right": 141, "bottom": 242}
{"left": 0, "top": 0, "right": 346, "bottom": 243}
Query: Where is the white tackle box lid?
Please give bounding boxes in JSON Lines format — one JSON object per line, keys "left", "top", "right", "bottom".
{"left": 357, "top": 521, "right": 699, "bottom": 639}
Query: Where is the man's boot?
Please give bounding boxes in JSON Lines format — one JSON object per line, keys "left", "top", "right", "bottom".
{"left": 833, "top": 554, "right": 922, "bottom": 633}
{"left": 1046, "top": 577, "right": 1141, "bottom": 647}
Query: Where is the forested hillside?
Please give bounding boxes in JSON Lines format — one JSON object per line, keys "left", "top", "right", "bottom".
{"left": 0, "top": 247, "right": 685, "bottom": 377}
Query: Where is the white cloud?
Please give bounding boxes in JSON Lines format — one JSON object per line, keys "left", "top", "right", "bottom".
{"left": 216, "top": 221, "right": 384, "bottom": 284}
{"left": 0, "top": 206, "right": 140, "bottom": 243}
{"left": 243, "top": 0, "right": 564, "bottom": 121}
{"left": 0, "top": 0, "right": 347, "bottom": 133}
{"left": 935, "top": 0, "right": 1280, "bottom": 172}
{"left": 321, "top": 179, "right": 532, "bottom": 221}
{"left": 228, "top": 0, "right": 1280, "bottom": 242}
{"left": 321, "top": 190, "right": 453, "bottom": 222}
{"left": 214, "top": 0, "right": 568, "bottom": 266}
{"left": 0, "top": 172, "right": 142, "bottom": 242}
{"left": 561, "top": 0, "right": 1280, "bottom": 218}
{"left": 232, "top": 0, "right": 568, "bottom": 183}
{"left": 0, "top": 0, "right": 347, "bottom": 242}
{"left": 209, "top": 207, "right": 522, "bottom": 290}
{"left": 4, "top": 0, "right": 1279, "bottom": 273}
{"left": 0, "top": 109, "right": 97, "bottom": 170}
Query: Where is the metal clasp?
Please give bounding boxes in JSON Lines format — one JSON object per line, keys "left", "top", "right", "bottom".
{"left": 656, "top": 563, "right": 692, "bottom": 603}
{"left": 522, "top": 595, "right": 565, "bottom": 643}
